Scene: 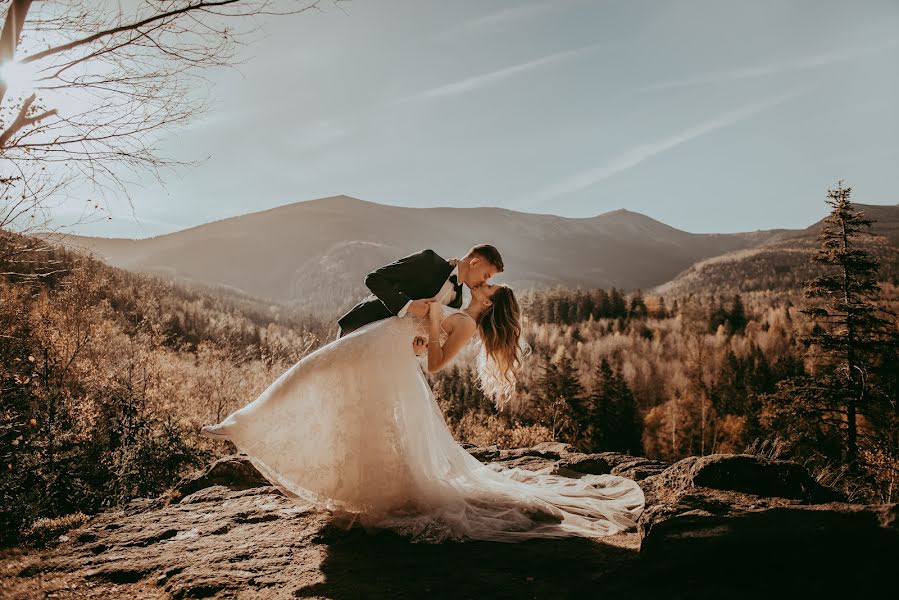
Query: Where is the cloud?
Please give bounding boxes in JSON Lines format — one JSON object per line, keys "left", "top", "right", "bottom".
{"left": 517, "top": 86, "right": 813, "bottom": 209}
{"left": 434, "top": 2, "right": 569, "bottom": 40}
{"left": 284, "top": 119, "right": 351, "bottom": 152}
{"left": 394, "top": 42, "right": 603, "bottom": 103}
{"left": 639, "top": 38, "right": 899, "bottom": 92}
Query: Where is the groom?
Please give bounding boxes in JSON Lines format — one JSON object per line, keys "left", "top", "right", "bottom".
{"left": 337, "top": 244, "right": 504, "bottom": 338}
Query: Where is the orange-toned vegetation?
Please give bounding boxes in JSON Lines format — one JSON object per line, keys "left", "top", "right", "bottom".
{"left": 1, "top": 226, "right": 896, "bottom": 545}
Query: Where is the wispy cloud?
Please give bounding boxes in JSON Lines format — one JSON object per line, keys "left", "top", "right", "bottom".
{"left": 516, "top": 86, "right": 813, "bottom": 210}
{"left": 284, "top": 119, "right": 351, "bottom": 152}
{"left": 394, "top": 42, "right": 603, "bottom": 103}
{"left": 434, "top": 2, "right": 570, "bottom": 40}
{"left": 640, "top": 38, "right": 899, "bottom": 92}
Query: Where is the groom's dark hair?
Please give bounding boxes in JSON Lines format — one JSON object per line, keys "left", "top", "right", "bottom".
{"left": 468, "top": 244, "right": 504, "bottom": 272}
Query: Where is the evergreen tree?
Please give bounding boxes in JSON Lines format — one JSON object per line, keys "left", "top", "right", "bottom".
{"left": 586, "top": 358, "right": 642, "bottom": 454}
{"left": 627, "top": 290, "right": 648, "bottom": 320}
{"left": 574, "top": 289, "right": 591, "bottom": 322}
{"left": 762, "top": 181, "right": 895, "bottom": 473}
{"left": 729, "top": 294, "right": 747, "bottom": 333}
{"left": 656, "top": 296, "right": 669, "bottom": 319}
{"left": 708, "top": 298, "right": 730, "bottom": 333}
{"left": 537, "top": 354, "right": 585, "bottom": 444}
{"left": 593, "top": 288, "right": 611, "bottom": 319}
{"left": 609, "top": 288, "right": 627, "bottom": 319}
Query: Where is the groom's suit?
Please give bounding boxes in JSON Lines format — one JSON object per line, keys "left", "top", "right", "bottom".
{"left": 337, "top": 249, "right": 464, "bottom": 338}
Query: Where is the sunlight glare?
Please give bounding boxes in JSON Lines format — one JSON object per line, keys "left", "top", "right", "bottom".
{"left": 0, "top": 59, "right": 40, "bottom": 98}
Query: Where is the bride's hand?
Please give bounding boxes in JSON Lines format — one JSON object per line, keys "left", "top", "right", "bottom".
{"left": 412, "top": 336, "right": 427, "bottom": 355}
{"left": 428, "top": 299, "right": 442, "bottom": 319}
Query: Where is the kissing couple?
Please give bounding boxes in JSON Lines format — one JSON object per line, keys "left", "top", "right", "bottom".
{"left": 201, "top": 245, "right": 645, "bottom": 543}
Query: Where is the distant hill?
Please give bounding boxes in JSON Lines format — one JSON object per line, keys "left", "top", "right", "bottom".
{"left": 652, "top": 203, "right": 899, "bottom": 298}
{"left": 42, "top": 196, "right": 895, "bottom": 314}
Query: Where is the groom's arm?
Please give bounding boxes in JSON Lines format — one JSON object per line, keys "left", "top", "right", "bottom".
{"left": 364, "top": 249, "right": 436, "bottom": 317}
{"left": 395, "top": 298, "right": 414, "bottom": 319}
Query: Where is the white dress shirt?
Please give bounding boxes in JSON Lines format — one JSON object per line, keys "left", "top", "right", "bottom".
{"left": 397, "top": 265, "right": 459, "bottom": 318}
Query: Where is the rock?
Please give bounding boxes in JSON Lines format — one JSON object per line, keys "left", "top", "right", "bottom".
{"left": 520, "top": 441, "right": 576, "bottom": 457}
{"left": 465, "top": 442, "right": 581, "bottom": 473}
{"left": 552, "top": 453, "right": 669, "bottom": 480}
{"left": 3, "top": 445, "right": 894, "bottom": 598}
{"left": 639, "top": 490, "right": 898, "bottom": 585}
{"left": 610, "top": 457, "right": 670, "bottom": 481}
{"left": 4, "top": 484, "right": 642, "bottom": 599}
{"left": 465, "top": 443, "right": 661, "bottom": 481}
{"left": 633, "top": 453, "right": 895, "bottom": 593}
{"left": 460, "top": 443, "right": 500, "bottom": 462}
{"left": 643, "top": 453, "right": 846, "bottom": 504}
{"left": 169, "top": 455, "right": 273, "bottom": 503}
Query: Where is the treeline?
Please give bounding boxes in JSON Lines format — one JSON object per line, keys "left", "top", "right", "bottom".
{"left": 519, "top": 286, "right": 752, "bottom": 335}
{"left": 0, "top": 231, "right": 331, "bottom": 544}
{"left": 434, "top": 283, "right": 895, "bottom": 502}
{"left": 518, "top": 287, "right": 668, "bottom": 324}
{"left": 432, "top": 294, "right": 807, "bottom": 458}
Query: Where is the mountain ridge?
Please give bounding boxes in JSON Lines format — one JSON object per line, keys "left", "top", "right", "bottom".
{"left": 40, "top": 195, "right": 898, "bottom": 315}
{"left": 44, "top": 195, "right": 813, "bottom": 242}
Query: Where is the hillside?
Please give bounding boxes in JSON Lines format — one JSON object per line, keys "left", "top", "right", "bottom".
{"left": 44, "top": 196, "right": 795, "bottom": 315}
{"left": 652, "top": 203, "right": 899, "bottom": 298}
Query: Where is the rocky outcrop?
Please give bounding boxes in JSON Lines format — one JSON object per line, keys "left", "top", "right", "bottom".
{"left": 459, "top": 441, "right": 670, "bottom": 480}
{"left": 631, "top": 453, "right": 896, "bottom": 599}
{"left": 2, "top": 446, "right": 895, "bottom": 599}
{"left": 168, "top": 455, "right": 273, "bottom": 503}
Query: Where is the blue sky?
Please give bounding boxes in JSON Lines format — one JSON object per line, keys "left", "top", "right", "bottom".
{"left": 47, "top": 0, "right": 899, "bottom": 237}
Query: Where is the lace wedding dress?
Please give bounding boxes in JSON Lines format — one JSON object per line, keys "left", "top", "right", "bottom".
{"left": 201, "top": 304, "right": 645, "bottom": 543}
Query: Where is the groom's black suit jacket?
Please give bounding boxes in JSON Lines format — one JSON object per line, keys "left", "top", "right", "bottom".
{"left": 337, "top": 249, "right": 463, "bottom": 338}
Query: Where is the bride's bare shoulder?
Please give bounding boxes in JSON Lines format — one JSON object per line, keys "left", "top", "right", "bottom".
{"left": 444, "top": 311, "right": 476, "bottom": 334}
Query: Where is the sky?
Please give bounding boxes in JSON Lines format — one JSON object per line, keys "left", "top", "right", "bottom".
{"left": 32, "top": 0, "right": 899, "bottom": 237}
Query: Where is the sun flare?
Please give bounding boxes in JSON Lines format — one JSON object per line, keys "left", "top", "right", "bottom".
{"left": 0, "top": 59, "right": 40, "bottom": 98}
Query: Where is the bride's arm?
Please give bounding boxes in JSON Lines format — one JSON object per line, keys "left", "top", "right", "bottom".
{"left": 427, "top": 307, "right": 476, "bottom": 373}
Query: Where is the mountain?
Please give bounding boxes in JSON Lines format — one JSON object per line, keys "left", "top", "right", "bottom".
{"left": 652, "top": 203, "right": 899, "bottom": 298}
{"left": 42, "top": 195, "right": 891, "bottom": 314}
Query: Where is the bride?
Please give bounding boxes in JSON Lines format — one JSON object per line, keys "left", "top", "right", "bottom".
{"left": 200, "top": 281, "right": 645, "bottom": 543}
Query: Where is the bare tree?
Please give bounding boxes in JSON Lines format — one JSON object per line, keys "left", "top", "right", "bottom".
{"left": 0, "top": 0, "right": 339, "bottom": 273}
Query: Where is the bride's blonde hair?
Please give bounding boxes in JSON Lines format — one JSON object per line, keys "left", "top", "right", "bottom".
{"left": 474, "top": 285, "right": 530, "bottom": 410}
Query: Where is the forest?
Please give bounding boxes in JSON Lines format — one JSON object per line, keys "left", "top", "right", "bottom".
{"left": 1, "top": 194, "right": 897, "bottom": 545}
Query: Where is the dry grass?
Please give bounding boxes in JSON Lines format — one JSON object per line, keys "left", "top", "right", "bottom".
{"left": 21, "top": 513, "right": 89, "bottom": 547}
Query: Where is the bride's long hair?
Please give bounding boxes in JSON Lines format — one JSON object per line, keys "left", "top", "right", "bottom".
{"left": 474, "top": 285, "right": 530, "bottom": 411}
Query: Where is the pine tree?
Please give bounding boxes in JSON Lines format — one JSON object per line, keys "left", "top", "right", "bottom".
{"left": 763, "top": 181, "right": 894, "bottom": 473}
{"left": 537, "top": 354, "right": 585, "bottom": 445}
{"left": 729, "top": 294, "right": 747, "bottom": 333}
{"left": 708, "top": 297, "right": 730, "bottom": 333}
{"left": 586, "top": 358, "right": 642, "bottom": 454}
{"left": 593, "top": 288, "right": 610, "bottom": 319}
{"left": 627, "top": 290, "right": 648, "bottom": 320}
{"left": 609, "top": 288, "right": 627, "bottom": 319}
{"left": 656, "top": 296, "right": 669, "bottom": 319}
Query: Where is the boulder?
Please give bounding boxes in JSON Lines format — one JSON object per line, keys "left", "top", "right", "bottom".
{"left": 169, "top": 455, "right": 273, "bottom": 503}
{"left": 641, "top": 453, "right": 846, "bottom": 505}
{"left": 552, "top": 453, "right": 669, "bottom": 480}
{"left": 634, "top": 453, "right": 895, "bottom": 594}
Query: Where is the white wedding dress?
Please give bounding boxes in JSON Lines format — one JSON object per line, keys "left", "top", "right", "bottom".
{"left": 201, "top": 304, "right": 645, "bottom": 543}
